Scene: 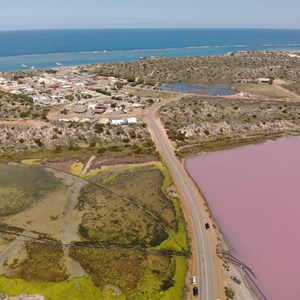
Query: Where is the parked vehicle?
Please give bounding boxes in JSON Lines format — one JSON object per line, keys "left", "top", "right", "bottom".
{"left": 192, "top": 276, "right": 197, "bottom": 285}
{"left": 205, "top": 222, "right": 210, "bottom": 229}
{"left": 231, "top": 275, "right": 242, "bottom": 284}
{"left": 193, "top": 287, "right": 199, "bottom": 296}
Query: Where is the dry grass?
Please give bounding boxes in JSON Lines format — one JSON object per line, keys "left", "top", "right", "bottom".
{"left": 233, "top": 83, "right": 298, "bottom": 100}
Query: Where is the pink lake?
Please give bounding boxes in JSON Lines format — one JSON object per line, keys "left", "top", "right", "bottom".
{"left": 185, "top": 136, "right": 300, "bottom": 300}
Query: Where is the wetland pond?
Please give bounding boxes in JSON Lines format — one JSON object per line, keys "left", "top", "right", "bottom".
{"left": 159, "top": 82, "right": 237, "bottom": 95}
{"left": 185, "top": 136, "right": 300, "bottom": 300}
{"left": 0, "top": 163, "right": 61, "bottom": 216}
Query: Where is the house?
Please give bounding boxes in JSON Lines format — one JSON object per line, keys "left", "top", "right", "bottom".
{"left": 257, "top": 78, "right": 272, "bottom": 84}
{"left": 74, "top": 107, "right": 88, "bottom": 114}
{"left": 87, "top": 103, "right": 98, "bottom": 110}
{"left": 132, "top": 103, "right": 144, "bottom": 108}
{"left": 111, "top": 118, "right": 127, "bottom": 126}
{"left": 127, "top": 117, "right": 137, "bottom": 124}
{"left": 92, "top": 108, "right": 106, "bottom": 114}
{"left": 32, "top": 96, "right": 51, "bottom": 105}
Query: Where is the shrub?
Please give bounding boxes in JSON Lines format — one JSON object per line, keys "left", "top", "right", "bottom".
{"left": 96, "top": 88, "right": 111, "bottom": 96}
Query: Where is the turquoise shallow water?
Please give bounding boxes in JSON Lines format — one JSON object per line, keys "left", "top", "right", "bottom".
{"left": 0, "top": 28, "right": 300, "bottom": 72}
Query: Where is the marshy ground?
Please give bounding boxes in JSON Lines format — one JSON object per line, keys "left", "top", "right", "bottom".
{"left": 0, "top": 158, "right": 188, "bottom": 300}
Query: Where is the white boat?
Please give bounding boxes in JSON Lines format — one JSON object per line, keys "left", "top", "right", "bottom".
{"left": 31, "top": 66, "right": 35, "bottom": 69}
{"left": 56, "top": 62, "right": 62, "bottom": 66}
{"left": 21, "top": 64, "right": 27, "bottom": 68}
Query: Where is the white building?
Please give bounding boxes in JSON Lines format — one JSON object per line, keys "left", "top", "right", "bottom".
{"left": 127, "top": 117, "right": 137, "bottom": 124}
{"left": 111, "top": 118, "right": 127, "bottom": 126}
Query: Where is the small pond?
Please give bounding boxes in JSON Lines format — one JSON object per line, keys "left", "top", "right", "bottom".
{"left": 159, "top": 82, "right": 238, "bottom": 95}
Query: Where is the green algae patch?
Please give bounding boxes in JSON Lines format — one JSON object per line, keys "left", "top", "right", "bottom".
{"left": 84, "top": 168, "right": 101, "bottom": 179}
{"left": 153, "top": 162, "right": 189, "bottom": 252}
{"left": 69, "top": 161, "right": 84, "bottom": 176}
{"left": 162, "top": 257, "right": 188, "bottom": 300}
{"left": 134, "top": 270, "right": 163, "bottom": 300}
{"left": 0, "top": 276, "right": 104, "bottom": 300}
{"left": 132, "top": 256, "right": 188, "bottom": 300}
{"left": 21, "top": 159, "right": 42, "bottom": 165}
{"left": 103, "top": 290, "right": 126, "bottom": 300}
{"left": 101, "top": 172, "right": 118, "bottom": 184}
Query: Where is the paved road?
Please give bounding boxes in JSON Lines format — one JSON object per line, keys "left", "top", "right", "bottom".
{"left": 145, "top": 99, "right": 218, "bottom": 300}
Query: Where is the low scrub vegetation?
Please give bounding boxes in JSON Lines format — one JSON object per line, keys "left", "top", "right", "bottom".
{"left": 0, "top": 91, "right": 49, "bottom": 120}
{"left": 85, "top": 51, "right": 300, "bottom": 91}
{"left": 159, "top": 96, "right": 300, "bottom": 157}
{"left": 0, "top": 122, "right": 152, "bottom": 153}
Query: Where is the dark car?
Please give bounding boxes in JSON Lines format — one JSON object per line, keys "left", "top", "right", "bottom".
{"left": 205, "top": 223, "right": 210, "bottom": 229}
{"left": 231, "top": 275, "right": 242, "bottom": 284}
{"left": 193, "top": 287, "right": 199, "bottom": 296}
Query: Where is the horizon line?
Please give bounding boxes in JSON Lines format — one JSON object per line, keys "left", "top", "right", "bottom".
{"left": 1, "top": 27, "right": 300, "bottom": 32}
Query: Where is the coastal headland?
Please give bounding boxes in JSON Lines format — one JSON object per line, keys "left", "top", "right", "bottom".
{"left": 0, "top": 50, "right": 300, "bottom": 299}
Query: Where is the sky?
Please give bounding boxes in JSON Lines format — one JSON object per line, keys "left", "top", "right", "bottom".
{"left": 0, "top": 0, "right": 299, "bottom": 30}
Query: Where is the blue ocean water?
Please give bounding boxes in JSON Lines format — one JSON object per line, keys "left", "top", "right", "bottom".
{"left": 0, "top": 28, "right": 300, "bottom": 72}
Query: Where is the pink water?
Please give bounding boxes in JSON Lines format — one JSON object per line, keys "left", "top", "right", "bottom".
{"left": 185, "top": 137, "right": 300, "bottom": 300}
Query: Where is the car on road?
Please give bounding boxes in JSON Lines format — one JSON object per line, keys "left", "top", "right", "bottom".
{"left": 231, "top": 275, "right": 242, "bottom": 284}
{"left": 191, "top": 276, "right": 197, "bottom": 285}
{"left": 205, "top": 222, "right": 210, "bottom": 229}
{"left": 193, "top": 287, "right": 199, "bottom": 296}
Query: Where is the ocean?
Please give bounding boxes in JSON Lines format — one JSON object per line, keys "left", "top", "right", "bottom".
{"left": 0, "top": 28, "right": 300, "bottom": 72}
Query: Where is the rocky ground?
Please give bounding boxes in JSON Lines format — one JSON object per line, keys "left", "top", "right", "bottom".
{"left": 0, "top": 293, "right": 44, "bottom": 300}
